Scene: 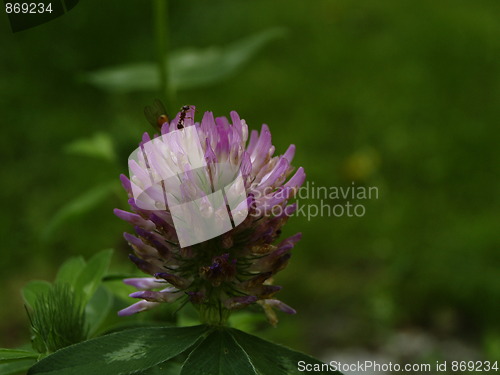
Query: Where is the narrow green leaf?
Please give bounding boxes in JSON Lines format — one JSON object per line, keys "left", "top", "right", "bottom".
{"left": 29, "top": 283, "right": 87, "bottom": 354}
{"left": 83, "top": 27, "right": 286, "bottom": 93}
{"left": 22, "top": 280, "right": 52, "bottom": 309}
{"left": 28, "top": 325, "right": 209, "bottom": 375}
{"left": 42, "top": 182, "right": 118, "bottom": 240}
{"left": 85, "top": 285, "right": 113, "bottom": 337}
{"left": 0, "top": 358, "right": 37, "bottom": 375}
{"left": 101, "top": 279, "right": 136, "bottom": 303}
{"left": 74, "top": 249, "right": 113, "bottom": 303}
{"left": 84, "top": 63, "right": 158, "bottom": 93}
{"left": 229, "top": 328, "right": 341, "bottom": 375}
{"left": 64, "top": 132, "right": 116, "bottom": 162}
{"left": 0, "top": 349, "right": 38, "bottom": 361}
{"left": 55, "top": 256, "right": 86, "bottom": 287}
{"left": 181, "top": 329, "right": 256, "bottom": 375}
{"left": 170, "top": 27, "right": 287, "bottom": 90}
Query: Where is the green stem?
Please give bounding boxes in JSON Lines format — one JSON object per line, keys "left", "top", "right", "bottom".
{"left": 153, "top": 0, "right": 174, "bottom": 106}
{"left": 199, "top": 304, "right": 230, "bottom": 326}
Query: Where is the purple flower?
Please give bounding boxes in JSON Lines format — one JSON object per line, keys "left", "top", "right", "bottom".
{"left": 115, "top": 106, "right": 305, "bottom": 324}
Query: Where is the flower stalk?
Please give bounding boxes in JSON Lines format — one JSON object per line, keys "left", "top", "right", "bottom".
{"left": 153, "top": 0, "right": 173, "bottom": 106}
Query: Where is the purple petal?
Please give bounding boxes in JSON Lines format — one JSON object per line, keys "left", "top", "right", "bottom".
{"left": 117, "top": 300, "right": 159, "bottom": 316}
{"left": 154, "top": 272, "right": 191, "bottom": 289}
{"left": 230, "top": 111, "right": 244, "bottom": 139}
{"left": 141, "top": 132, "right": 151, "bottom": 145}
{"left": 225, "top": 295, "right": 258, "bottom": 310}
{"left": 201, "top": 111, "right": 216, "bottom": 135}
{"left": 263, "top": 299, "right": 296, "bottom": 314}
{"left": 250, "top": 125, "right": 272, "bottom": 169}
{"left": 283, "top": 167, "right": 306, "bottom": 190}
{"left": 123, "top": 277, "right": 165, "bottom": 290}
{"left": 258, "top": 186, "right": 294, "bottom": 208}
{"left": 134, "top": 226, "right": 171, "bottom": 259}
{"left": 114, "top": 209, "right": 155, "bottom": 231}
{"left": 282, "top": 144, "right": 296, "bottom": 163}
{"left": 160, "top": 121, "right": 171, "bottom": 135}
{"left": 123, "top": 233, "right": 158, "bottom": 259}
{"left": 119, "top": 174, "right": 132, "bottom": 194}
{"left": 277, "top": 233, "right": 302, "bottom": 248}
{"left": 259, "top": 285, "right": 282, "bottom": 297}
{"left": 259, "top": 158, "right": 290, "bottom": 189}
{"left": 239, "top": 151, "right": 252, "bottom": 178}
{"left": 283, "top": 203, "right": 298, "bottom": 216}
{"left": 128, "top": 254, "right": 163, "bottom": 275}
{"left": 204, "top": 138, "right": 217, "bottom": 164}
{"left": 129, "top": 290, "right": 181, "bottom": 303}
{"left": 240, "top": 272, "right": 273, "bottom": 289}
{"left": 215, "top": 120, "right": 230, "bottom": 157}
{"left": 246, "top": 130, "right": 259, "bottom": 154}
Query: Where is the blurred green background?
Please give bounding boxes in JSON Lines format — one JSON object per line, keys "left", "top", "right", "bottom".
{"left": 1, "top": 0, "right": 499, "bottom": 365}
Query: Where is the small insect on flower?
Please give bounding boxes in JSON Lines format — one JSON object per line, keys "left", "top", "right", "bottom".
{"left": 176, "top": 105, "right": 192, "bottom": 129}
{"left": 115, "top": 106, "right": 305, "bottom": 325}
{"left": 144, "top": 99, "right": 169, "bottom": 130}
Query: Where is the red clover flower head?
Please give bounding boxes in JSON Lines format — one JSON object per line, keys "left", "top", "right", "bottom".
{"left": 114, "top": 106, "right": 305, "bottom": 325}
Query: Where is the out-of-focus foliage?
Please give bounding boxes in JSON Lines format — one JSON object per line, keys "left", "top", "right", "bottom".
{"left": 0, "top": 0, "right": 499, "bottom": 362}
{"left": 84, "top": 27, "right": 286, "bottom": 93}
{"left": 64, "top": 132, "right": 116, "bottom": 162}
{"left": 42, "top": 182, "right": 119, "bottom": 240}
{"left": 28, "top": 325, "right": 339, "bottom": 375}
{"left": 0, "top": 250, "right": 114, "bottom": 374}
{"left": 24, "top": 250, "right": 114, "bottom": 349}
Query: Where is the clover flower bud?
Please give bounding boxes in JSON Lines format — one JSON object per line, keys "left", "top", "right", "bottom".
{"left": 116, "top": 107, "right": 305, "bottom": 325}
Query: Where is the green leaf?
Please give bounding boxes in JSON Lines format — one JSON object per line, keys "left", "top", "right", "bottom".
{"left": 22, "top": 280, "right": 52, "bottom": 309}
{"left": 42, "top": 182, "right": 118, "bottom": 240}
{"left": 170, "top": 27, "right": 287, "bottom": 91}
{"left": 55, "top": 256, "right": 86, "bottom": 287}
{"left": 28, "top": 325, "right": 209, "bottom": 375}
{"left": 101, "top": 278, "right": 136, "bottom": 303}
{"left": 83, "top": 62, "right": 158, "bottom": 93}
{"left": 74, "top": 249, "right": 113, "bottom": 303}
{"left": 83, "top": 27, "right": 286, "bottom": 93}
{"left": 85, "top": 285, "right": 113, "bottom": 337}
{"left": 137, "top": 361, "right": 182, "bottom": 375}
{"left": 29, "top": 283, "right": 87, "bottom": 354}
{"left": 0, "top": 349, "right": 38, "bottom": 361}
{"left": 64, "top": 132, "right": 116, "bottom": 162}
{"left": 181, "top": 329, "right": 256, "bottom": 375}
{"left": 0, "top": 358, "right": 37, "bottom": 375}
{"left": 229, "top": 328, "right": 341, "bottom": 375}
